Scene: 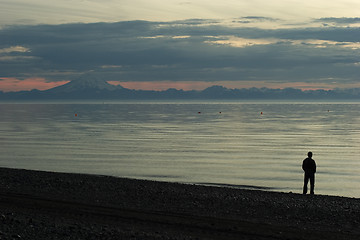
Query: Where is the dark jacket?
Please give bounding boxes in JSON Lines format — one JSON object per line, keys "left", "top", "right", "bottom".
{"left": 302, "top": 157, "right": 316, "bottom": 174}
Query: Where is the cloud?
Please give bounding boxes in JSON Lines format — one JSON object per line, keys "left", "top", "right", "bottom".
{"left": 294, "top": 39, "right": 360, "bottom": 49}
{"left": 2, "top": 0, "right": 360, "bottom": 28}
{"left": 232, "top": 16, "right": 280, "bottom": 24}
{"left": 0, "top": 46, "right": 34, "bottom": 61}
{"left": 169, "top": 19, "right": 222, "bottom": 26}
{"left": 206, "top": 36, "right": 360, "bottom": 50}
{"left": 315, "top": 17, "right": 360, "bottom": 26}
{"left": 0, "top": 56, "right": 38, "bottom": 62}
{"left": 0, "top": 46, "right": 30, "bottom": 54}
{"left": 0, "top": 20, "right": 360, "bottom": 91}
{"left": 205, "top": 36, "right": 281, "bottom": 48}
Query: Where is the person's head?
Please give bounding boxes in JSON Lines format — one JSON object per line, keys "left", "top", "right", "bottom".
{"left": 308, "top": 152, "right": 313, "bottom": 158}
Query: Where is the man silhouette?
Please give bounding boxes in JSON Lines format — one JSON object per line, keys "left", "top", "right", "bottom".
{"left": 302, "top": 152, "right": 316, "bottom": 195}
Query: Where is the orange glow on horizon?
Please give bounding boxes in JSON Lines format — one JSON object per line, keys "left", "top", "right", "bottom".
{"left": 2, "top": 78, "right": 359, "bottom": 92}
{"left": 0, "top": 77, "right": 70, "bottom": 92}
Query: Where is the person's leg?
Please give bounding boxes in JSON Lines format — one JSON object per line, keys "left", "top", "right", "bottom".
{"left": 303, "top": 174, "right": 309, "bottom": 194}
{"left": 310, "top": 174, "right": 315, "bottom": 195}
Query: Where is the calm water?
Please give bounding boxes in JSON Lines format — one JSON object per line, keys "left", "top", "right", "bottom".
{"left": 0, "top": 101, "right": 360, "bottom": 198}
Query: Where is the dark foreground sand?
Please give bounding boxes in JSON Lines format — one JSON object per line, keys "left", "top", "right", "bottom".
{"left": 0, "top": 168, "right": 360, "bottom": 239}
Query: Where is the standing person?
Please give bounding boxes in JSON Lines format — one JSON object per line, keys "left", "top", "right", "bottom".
{"left": 302, "top": 152, "right": 316, "bottom": 195}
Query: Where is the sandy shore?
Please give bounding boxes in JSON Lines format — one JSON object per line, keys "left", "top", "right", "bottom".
{"left": 0, "top": 167, "right": 360, "bottom": 239}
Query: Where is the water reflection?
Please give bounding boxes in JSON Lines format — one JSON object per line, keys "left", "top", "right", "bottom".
{"left": 0, "top": 102, "right": 360, "bottom": 198}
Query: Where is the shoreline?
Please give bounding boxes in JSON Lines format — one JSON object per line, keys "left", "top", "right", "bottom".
{"left": 1, "top": 167, "right": 360, "bottom": 239}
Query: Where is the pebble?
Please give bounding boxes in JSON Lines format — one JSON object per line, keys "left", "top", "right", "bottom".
{"left": 0, "top": 167, "right": 360, "bottom": 239}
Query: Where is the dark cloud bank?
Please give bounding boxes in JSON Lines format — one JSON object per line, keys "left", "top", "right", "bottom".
{"left": 0, "top": 18, "right": 360, "bottom": 94}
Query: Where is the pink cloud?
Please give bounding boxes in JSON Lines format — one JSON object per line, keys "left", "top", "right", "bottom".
{"left": 0, "top": 77, "right": 69, "bottom": 92}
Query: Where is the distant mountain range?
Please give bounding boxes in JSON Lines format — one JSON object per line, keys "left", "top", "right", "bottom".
{"left": 1, "top": 77, "right": 360, "bottom": 100}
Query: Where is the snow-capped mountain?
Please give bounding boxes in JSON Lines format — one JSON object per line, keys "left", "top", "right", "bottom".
{"left": 48, "top": 75, "right": 123, "bottom": 93}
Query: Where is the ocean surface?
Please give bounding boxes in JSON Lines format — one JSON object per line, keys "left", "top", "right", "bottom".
{"left": 1, "top": 101, "right": 360, "bottom": 198}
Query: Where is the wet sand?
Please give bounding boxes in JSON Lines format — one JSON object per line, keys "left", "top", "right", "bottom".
{"left": 0, "top": 167, "right": 359, "bottom": 239}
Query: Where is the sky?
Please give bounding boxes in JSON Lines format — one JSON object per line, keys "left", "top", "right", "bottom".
{"left": 1, "top": 0, "right": 360, "bottom": 92}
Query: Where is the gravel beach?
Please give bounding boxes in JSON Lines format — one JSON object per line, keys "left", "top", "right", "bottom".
{"left": 0, "top": 167, "right": 359, "bottom": 239}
